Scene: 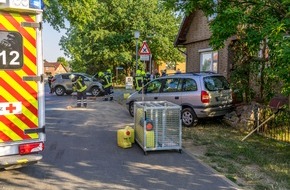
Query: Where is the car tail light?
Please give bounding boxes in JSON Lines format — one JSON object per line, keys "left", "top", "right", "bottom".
{"left": 19, "top": 142, "right": 44, "bottom": 155}
{"left": 201, "top": 91, "right": 210, "bottom": 103}
{"left": 51, "top": 78, "right": 56, "bottom": 83}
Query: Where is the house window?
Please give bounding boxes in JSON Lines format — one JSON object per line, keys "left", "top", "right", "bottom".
{"left": 200, "top": 50, "right": 218, "bottom": 73}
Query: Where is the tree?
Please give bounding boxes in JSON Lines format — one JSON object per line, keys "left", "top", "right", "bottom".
{"left": 163, "top": 0, "right": 290, "bottom": 101}
{"left": 56, "top": 57, "right": 69, "bottom": 67}
{"left": 43, "top": 0, "right": 184, "bottom": 75}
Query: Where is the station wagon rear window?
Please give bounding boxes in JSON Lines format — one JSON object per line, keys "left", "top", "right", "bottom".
{"left": 183, "top": 78, "right": 197, "bottom": 91}
{"left": 203, "top": 76, "right": 230, "bottom": 91}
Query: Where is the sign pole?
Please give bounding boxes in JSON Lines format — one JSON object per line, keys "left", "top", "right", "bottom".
{"left": 149, "top": 54, "right": 152, "bottom": 74}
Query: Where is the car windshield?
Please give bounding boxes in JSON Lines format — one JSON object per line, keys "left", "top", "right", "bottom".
{"left": 145, "top": 80, "right": 162, "bottom": 93}
{"left": 80, "top": 73, "right": 93, "bottom": 78}
{"left": 203, "top": 76, "right": 230, "bottom": 91}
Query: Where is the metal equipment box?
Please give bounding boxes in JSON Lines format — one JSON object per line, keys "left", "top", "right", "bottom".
{"left": 134, "top": 101, "right": 182, "bottom": 154}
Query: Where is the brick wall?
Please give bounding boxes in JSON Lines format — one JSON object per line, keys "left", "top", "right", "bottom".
{"left": 186, "top": 10, "right": 211, "bottom": 43}
{"left": 184, "top": 10, "right": 232, "bottom": 79}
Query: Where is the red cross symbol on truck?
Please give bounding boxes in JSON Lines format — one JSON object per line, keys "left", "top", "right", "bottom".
{"left": 6, "top": 103, "right": 16, "bottom": 113}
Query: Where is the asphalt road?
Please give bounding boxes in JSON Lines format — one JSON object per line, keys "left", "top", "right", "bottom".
{"left": 0, "top": 85, "right": 241, "bottom": 190}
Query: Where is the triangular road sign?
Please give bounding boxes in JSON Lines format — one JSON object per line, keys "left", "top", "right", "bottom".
{"left": 139, "top": 41, "right": 151, "bottom": 55}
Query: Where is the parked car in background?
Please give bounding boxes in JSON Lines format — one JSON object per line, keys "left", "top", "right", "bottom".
{"left": 51, "top": 73, "right": 103, "bottom": 96}
{"left": 126, "top": 72, "right": 233, "bottom": 127}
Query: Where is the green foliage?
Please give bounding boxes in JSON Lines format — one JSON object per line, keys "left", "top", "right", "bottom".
{"left": 56, "top": 57, "right": 69, "bottom": 67}
{"left": 44, "top": 0, "right": 184, "bottom": 75}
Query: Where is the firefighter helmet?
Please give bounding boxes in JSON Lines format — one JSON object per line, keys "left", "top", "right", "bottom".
{"left": 69, "top": 74, "right": 75, "bottom": 80}
{"left": 98, "top": 72, "right": 104, "bottom": 77}
{"left": 136, "top": 70, "right": 141, "bottom": 76}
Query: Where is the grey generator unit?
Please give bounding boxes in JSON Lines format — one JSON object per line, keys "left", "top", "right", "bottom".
{"left": 134, "top": 101, "right": 182, "bottom": 154}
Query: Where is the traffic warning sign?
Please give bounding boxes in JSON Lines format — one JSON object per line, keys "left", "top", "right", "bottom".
{"left": 139, "top": 41, "right": 151, "bottom": 55}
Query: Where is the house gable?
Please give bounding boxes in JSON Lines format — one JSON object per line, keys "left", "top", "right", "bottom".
{"left": 175, "top": 11, "right": 211, "bottom": 46}
{"left": 175, "top": 11, "right": 232, "bottom": 79}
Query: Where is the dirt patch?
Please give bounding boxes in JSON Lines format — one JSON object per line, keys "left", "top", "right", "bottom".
{"left": 183, "top": 140, "right": 207, "bottom": 157}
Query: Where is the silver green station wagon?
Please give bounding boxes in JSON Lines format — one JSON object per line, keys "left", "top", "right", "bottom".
{"left": 126, "top": 72, "right": 233, "bottom": 127}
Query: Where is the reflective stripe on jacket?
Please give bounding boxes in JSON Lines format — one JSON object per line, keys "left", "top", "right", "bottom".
{"left": 134, "top": 76, "right": 143, "bottom": 91}
{"left": 103, "top": 75, "right": 112, "bottom": 88}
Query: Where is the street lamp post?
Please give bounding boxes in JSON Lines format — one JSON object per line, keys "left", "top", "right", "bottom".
{"left": 134, "top": 31, "right": 140, "bottom": 74}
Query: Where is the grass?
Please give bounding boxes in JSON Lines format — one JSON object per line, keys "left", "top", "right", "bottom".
{"left": 182, "top": 119, "right": 290, "bottom": 190}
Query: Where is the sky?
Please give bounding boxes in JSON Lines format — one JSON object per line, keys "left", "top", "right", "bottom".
{"left": 42, "top": 22, "right": 67, "bottom": 62}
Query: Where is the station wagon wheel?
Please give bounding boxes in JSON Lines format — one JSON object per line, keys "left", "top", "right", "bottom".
{"left": 129, "top": 102, "right": 134, "bottom": 117}
{"left": 181, "top": 108, "right": 198, "bottom": 127}
{"left": 91, "top": 86, "right": 101, "bottom": 96}
{"left": 55, "top": 86, "right": 65, "bottom": 96}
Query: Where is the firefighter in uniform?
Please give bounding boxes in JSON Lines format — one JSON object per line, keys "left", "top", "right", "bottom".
{"left": 48, "top": 74, "right": 54, "bottom": 94}
{"left": 144, "top": 71, "right": 151, "bottom": 85}
{"left": 134, "top": 69, "right": 143, "bottom": 91}
{"left": 106, "top": 69, "right": 113, "bottom": 83}
{"left": 105, "top": 69, "right": 113, "bottom": 96}
{"left": 98, "top": 71, "right": 113, "bottom": 101}
{"left": 70, "top": 74, "right": 87, "bottom": 108}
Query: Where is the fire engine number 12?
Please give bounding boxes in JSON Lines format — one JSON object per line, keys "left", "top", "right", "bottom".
{"left": 0, "top": 31, "right": 23, "bottom": 70}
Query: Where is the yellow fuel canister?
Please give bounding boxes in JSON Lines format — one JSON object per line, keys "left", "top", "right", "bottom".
{"left": 117, "top": 127, "right": 134, "bottom": 148}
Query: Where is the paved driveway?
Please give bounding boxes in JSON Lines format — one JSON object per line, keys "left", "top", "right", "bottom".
{"left": 42, "top": 87, "right": 241, "bottom": 190}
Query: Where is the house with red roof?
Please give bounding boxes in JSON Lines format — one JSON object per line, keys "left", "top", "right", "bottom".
{"left": 44, "top": 60, "right": 68, "bottom": 77}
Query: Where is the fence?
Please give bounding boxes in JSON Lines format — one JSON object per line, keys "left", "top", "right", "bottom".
{"left": 255, "top": 99, "right": 290, "bottom": 142}
{"left": 257, "top": 124, "right": 290, "bottom": 143}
